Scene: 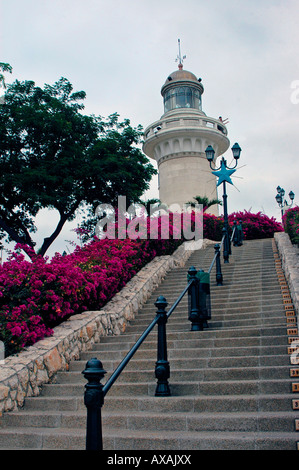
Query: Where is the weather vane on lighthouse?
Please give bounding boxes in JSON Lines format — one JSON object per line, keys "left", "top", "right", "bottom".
{"left": 175, "top": 39, "right": 186, "bottom": 69}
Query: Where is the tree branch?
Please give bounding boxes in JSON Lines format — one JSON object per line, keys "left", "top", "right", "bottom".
{"left": 38, "top": 211, "right": 70, "bottom": 257}
{"left": 0, "top": 215, "right": 35, "bottom": 252}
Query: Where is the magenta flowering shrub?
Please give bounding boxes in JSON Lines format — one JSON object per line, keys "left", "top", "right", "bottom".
{"left": 228, "top": 211, "right": 283, "bottom": 239}
{"left": 0, "top": 209, "right": 282, "bottom": 357}
{"left": 282, "top": 206, "right": 299, "bottom": 244}
{"left": 201, "top": 211, "right": 283, "bottom": 241}
{"left": 0, "top": 238, "right": 160, "bottom": 356}
{"left": 202, "top": 213, "right": 224, "bottom": 240}
{"left": 0, "top": 250, "right": 54, "bottom": 356}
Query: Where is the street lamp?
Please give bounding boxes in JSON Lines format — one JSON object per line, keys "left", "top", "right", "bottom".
{"left": 275, "top": 186, "right": 295, "bottom": 218}
{"left": 205, "top": 143, "right": 242, "bottom": 263}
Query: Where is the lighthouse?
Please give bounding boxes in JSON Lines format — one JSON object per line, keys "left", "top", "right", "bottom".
{"left": 143, "top": 41, "right": 230, "bottom": 215}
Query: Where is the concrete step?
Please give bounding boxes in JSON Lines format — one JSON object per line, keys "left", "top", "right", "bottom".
{"left": 98, "top": 324, "right": 289, "bottom": 341}
{"left": 0, "top": 425, "right": 297, "bottom": 450}
{"left": 88, "top": 334, "right": 290, "bottom": 354}
{"left": 131, "top": 305, "right": 286, "bottom": 323}
{"left": 140, "top": 297, "right": 285, "bottom": 311}
{"left": 79, "top": 344, "right": 292, "bottom": 364}
{"left": 39, "top": 378, "right": 296, "bottom": 398}
{"left": 124, "top": 317, "right": 287, "bottom": 333}
{"left": 21, "top": 391, "right": 298, "bottom": 416}
{"left": 2, "top": 409, "right": 298, "bottom": 435}
{"left": 54, "top": 364, "right": 292, "bottom": 385}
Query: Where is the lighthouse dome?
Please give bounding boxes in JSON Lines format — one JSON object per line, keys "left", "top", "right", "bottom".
{"left": 163, "top": 68, "right": 199, "bottom": 85}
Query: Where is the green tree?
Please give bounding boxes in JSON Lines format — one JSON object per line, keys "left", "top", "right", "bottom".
{"left": 187, "top": 195, "right": 222, "bottom": 212}
{"left": 0, "top": 62, "right": 12, "bottom": 89}
{"left": 0, "top": 75, "right": 156, "bottom": 258}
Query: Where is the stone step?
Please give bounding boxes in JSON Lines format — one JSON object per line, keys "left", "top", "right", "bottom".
{"left": 0, "top": 427, "right": 85, "bottom": 450}
{"left": 0, "top": 425, "right": 297, "bottom": 450}
{"left": 124, "top": 317, "right": 288, "bottom": 333}
{"left": 90, "top": 334, "right": 290, "bottom": 353}
{"left": 131, "top": 305, "right": 286, "bottom": 322}
{"left": 54, "top": 364, "right": 293, "bottom": 384}
{"left": 108, "top": 354, "right": 292, "bottom": 371}
{"left": 155, "top": 277, "right": 282, "bottom": 287}
{"left": 100, "top": 428, "right": 298, "bottom": 450}
{"left": 140, "top": 297, "right": 285, "bottom": 311}
{"left": 79, "top": 344, "right": 292, "bottom": 363}
{"left": 102, "top": 410, "right": 299, "bottom": 434}
{"left": 99, "top": 324, "right": 289, "bottom": 341}
{"left": 153, "top": 286, "right": 283, "bottom": 298}
{"left": 51, "top": 353, "right": 294, "bottom": 378}
{"left": 39, "top": 378, "right": 296, "bottom": 399}
{"left": 158, "top": 269, "right": 281, "bottom": 277}
{"left": 103, "top": 394, "right": 298, "bottom": 414}
{"left": 3, "top": 409, "right": 298, "bottom": 434}
{"left": 21, "top": 391, "right": 298, "bottom": 417}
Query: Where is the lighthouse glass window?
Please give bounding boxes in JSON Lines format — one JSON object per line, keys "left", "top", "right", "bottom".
{"left": 164, "top": 87, "right": 201, "bottom": 112}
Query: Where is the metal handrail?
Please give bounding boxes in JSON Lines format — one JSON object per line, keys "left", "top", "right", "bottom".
{"left": 102, "top": 279, "right": 192, "bottom": 396}
{"left": 230, "top": 225, "right": 236, "bottom": 243}
{"left": 82, "top": 276, "right": 195, "bottom": 450}
{"left": 82, "top": 223, "right": 245, "bottom": 450}
{"left": 208, "top": 233, "right": 225, "bottom": 275}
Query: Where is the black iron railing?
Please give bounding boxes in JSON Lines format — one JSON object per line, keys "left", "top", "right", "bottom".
{"left": 82, "top": 277, "right": 192, "bottom": 450}
{"left": 82, "top": 222, "right": 244, "bottom": 450}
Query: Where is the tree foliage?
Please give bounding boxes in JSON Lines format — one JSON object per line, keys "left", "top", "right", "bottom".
{"left": 0, "top": 62, "right": 12, "bottom": 89}
{"left": 0, "top": 74, "right": 156, "bottom": 258}
{"left": 187, "top": 195, "right": 222, "bottom": 211}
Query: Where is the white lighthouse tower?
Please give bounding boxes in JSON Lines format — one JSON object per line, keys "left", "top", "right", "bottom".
{"left": 143, "top": 41, "right": 230, "bottom": 215}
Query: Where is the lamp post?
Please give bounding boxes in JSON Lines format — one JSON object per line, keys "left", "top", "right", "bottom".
{"left": 275, "top": 186, "right": 295, "bottom": 219}
{"left": 205, "top": 143, "right": 242, "bottom": 263}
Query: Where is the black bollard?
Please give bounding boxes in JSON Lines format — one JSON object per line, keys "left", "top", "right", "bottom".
{"left": 233, "top": 220, "right": 239, "bottom": 247}
{"left": 154, "top": 295, "right": 171, "bottom": 397}
{"left": 82, "top": 357, "right": 106, "bottom": 450}
{"left": 187, "top": 266, "right": 202, "bottom": 331}
{"left": 238, "top": 219, "right": 244, "bottom": 246}
{"left": 222, "top": 227, "right": 229, "bottom": 263}
{"left": 214, "top": 243, "right": 223, "bottom": 286}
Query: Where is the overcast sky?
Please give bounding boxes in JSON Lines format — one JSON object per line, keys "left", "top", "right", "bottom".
{"left": 1, "top": 0, "right": 299, "bottom": 258}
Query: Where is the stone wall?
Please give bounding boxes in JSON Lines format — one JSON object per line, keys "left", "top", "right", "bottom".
{"left": 0, "top": 240, "right": 201, "bottom": 415}
{"left": 274, "top": 232, "right": 299, "bottom": 314}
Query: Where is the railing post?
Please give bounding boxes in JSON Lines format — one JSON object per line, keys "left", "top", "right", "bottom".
{"left": 187, "top": 266, "right": 202, "bottom": 331}
{"left": 232, "top": 219, "right": 244, "bottom": 246}
{"left": 214, "top": 243, "right": 223, "bottom": 286}
{"left": 82, "top": 357, "right": 106, "bottom": 450}
{"left": 233, "top": 220, "right": 238, "bottom": 246}
{"left": 222, "top": 227, "right": 229, "bottom": 263}
{"left": 155, "top": 295, "right": 171, "bottom": 397}
{"left": 238, "top": 219, "right": 244, "bottom": 246}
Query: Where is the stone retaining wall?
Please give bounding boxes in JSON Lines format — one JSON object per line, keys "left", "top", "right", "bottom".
{"left": 0, "top": 240, "right": 203, "bottom": 415}
{"left": 274, "top": 232, "right": 299, "bottom": 314}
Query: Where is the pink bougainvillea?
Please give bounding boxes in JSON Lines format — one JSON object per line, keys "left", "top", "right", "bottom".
{"left": 228, "top": 211, "right": 283, "bottom": 240}
{"left": 0, "top": 210, "right": 282, "bottom": 357}
{"left": 0, "top": 232, "right": 181, "bottom": 356}
{"left": 202, "top": 211, "right": 283, "bottom": 241}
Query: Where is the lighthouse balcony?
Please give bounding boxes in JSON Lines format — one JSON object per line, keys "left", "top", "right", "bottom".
{"left": 143, "top": 110, "right": 229, "bottom": 162}
{"left": 144, "top": 114, "right": 227, "bottom": 140}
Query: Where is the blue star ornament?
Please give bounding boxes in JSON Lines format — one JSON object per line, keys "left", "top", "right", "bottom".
{"left": 212, "top": 160, "right": 236, "bottom": 187}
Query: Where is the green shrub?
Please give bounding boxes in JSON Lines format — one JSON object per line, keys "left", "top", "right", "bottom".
{"left": 282, "top": 206, "right": 299, "bottom": 244}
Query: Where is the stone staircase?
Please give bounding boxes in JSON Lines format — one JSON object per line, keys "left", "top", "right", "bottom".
{"left": 0, "top": 238, "right": 299, "bottom": 450}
